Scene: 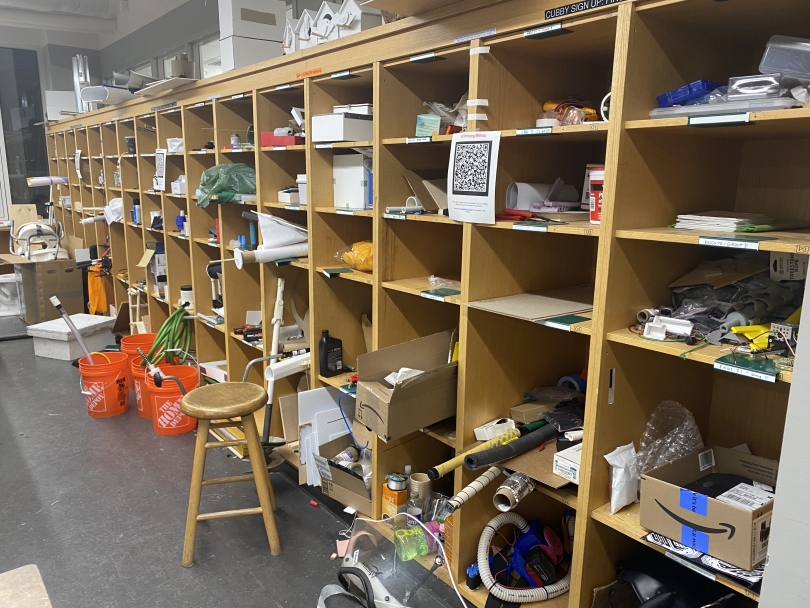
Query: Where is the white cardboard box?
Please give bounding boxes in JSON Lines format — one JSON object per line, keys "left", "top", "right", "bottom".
{"left": 312, "top": 113, "right": 373, "bottom": 142}
{"left": 200, "top": 360, "right": 228, "bottom": 383}
{"left": 333, "top": 154, "right": 369, "bottom": 209}
{"left": 553, "top": 442, "right": 583, "bottom": 485}
{"left": 333, "top": 103, "right": 373, "bottom": 115}
{"left": 27, "top": 314, "right": 115, "bottom": 361}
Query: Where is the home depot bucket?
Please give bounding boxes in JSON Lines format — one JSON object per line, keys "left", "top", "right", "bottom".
{"left": 145, "top": 365, "right": 199, "bottom": 435}
{"left": 78, "top": 352, "right": 129, "bottom": 418}
{"left": 131, "top": 358, "right": 154, "bottom": 419}
{"left": 121, "top": 333, "right": 157, "bottom": 389}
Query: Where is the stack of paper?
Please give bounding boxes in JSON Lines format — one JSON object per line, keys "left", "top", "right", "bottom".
{"left": 674, "top": 210, "right": 772, "bottom": 231}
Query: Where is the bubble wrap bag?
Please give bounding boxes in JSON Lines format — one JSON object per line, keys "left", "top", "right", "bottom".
{"left": 637, "top": 401, "right": 704, "bottom": 474}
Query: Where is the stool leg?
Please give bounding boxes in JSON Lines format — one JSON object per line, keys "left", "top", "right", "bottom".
{"left": 243, "top": 415, "right": 282, "bottom": 556}
{"left": 182, "top": 418, "right": 210, "bottom": 567}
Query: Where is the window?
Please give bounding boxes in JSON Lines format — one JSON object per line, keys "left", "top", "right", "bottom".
{"left": 198, "top": 38, "right": 222, "bottom": 79}
{"left": 131, "top": 62, "right": 153, "bottom": 78}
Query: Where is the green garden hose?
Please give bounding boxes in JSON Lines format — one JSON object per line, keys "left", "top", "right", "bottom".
{"left": 146, "top": 305, "right": 193, "bottom": 365}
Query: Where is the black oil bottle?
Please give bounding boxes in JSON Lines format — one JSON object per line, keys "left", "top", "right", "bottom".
{"left": 319, "top": 330, "right": 343, "bottom": 377}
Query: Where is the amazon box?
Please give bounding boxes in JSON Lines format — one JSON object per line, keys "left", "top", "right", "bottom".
{"left": 317, "top": 434, "right": 372, "bottom": 516}
{"left": 355, "top": 331, "right": 457, "bottom": 442}
{"left": 640, "top": 445, "right": 778, "bottom": 570}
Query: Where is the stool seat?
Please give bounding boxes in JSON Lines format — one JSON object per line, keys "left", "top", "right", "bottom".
{"left": 181, "top": 383, "right": 267, "bottom": 420}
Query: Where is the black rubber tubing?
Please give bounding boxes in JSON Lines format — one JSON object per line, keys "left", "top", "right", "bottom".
{"left": 464, "top": 424, "right": 559, "bottom": 470}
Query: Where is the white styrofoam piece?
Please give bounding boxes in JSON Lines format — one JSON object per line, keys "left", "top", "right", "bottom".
{"left": 0, "top": 274, "right": 20, "bottom": 317}
{"left": 312, "top": 113, "right": 373, "bottom": 142}
{"left": 333, "top": 153, "right": 369, "bottom": 209}
{"left": 27, "top": 314, "right": 115, "bottom": 341}
{"left": 32, "top": 332, "right": 115, "bottom": 361}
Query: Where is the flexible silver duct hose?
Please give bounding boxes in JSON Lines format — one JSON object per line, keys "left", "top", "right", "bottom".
{"left": 477, "top": 512, "right": 576, "bottom": 603}
{"left": 448, "top": 467, "right": 502, "bottom": 512}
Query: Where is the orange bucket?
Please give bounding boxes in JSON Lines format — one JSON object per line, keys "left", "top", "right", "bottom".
{"left": 78, "top": 352, "right": 130, "bottom": 418}
{"left": 146, "top": 365, "right": 199, "bottom": 435}
{"left": 120, "top": 333, "right": 157, "bottom": 389}
{"left": 131, "top": 358, "right": 154, "bottom": 419}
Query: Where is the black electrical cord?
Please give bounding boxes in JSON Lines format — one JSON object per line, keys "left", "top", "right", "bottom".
{"left": 463, "top": 423, "right": 559, "bottom": 470}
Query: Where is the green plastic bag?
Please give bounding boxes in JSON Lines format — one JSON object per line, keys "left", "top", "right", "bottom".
{"left": 196, "top": 163, "right": 256, "bottom": 208}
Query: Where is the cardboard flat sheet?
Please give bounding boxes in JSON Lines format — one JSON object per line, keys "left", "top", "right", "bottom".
{"left": 501, "top": 442, "right": 570, "bottom": 489}
{"left": 669, "top": 260, "right": 767, "bottom": 289}
{"left": 0, "top": 564, "right": 52, "bottom": 608}
{"left": 465, "top": 285, "right": 594, "bottom": 322}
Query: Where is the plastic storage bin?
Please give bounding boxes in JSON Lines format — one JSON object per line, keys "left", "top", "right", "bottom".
{"left": 657, "top": 80, "right": 724, "bottom": 108}
{"left": 27, "top": 314, "right": 115, "bottom": 360}
{"left": 760, "top": 35, "right": 810, "bottom": 78}
{"left": 649, "top": 97, "right": 799, "bottom": 119}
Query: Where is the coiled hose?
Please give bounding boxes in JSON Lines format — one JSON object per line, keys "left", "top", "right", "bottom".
{"left": 478, "top": 512, "right": 576, "bottom": 603}
{"left": 464, "top": 424, "right": 559, "bottom": 470}
{"left": 146, "top": 304, "right": 192, "bottom": 365}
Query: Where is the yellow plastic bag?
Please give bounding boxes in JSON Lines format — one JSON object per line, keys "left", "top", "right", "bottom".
{"left": 338, "top": 241, "right": 373, "bottom": 272}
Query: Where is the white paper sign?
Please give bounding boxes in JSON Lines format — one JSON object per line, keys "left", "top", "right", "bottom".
{"left": 74, "top": 150, "right": 82, "bottom": 180}
{"left": 447, "top": 131, "right": 501, "bottom": 225}
{"left": 153, "top": 149, "right": 167, "bottom": 192}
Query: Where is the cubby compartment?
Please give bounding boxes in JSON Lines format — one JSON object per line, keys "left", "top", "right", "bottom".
{"left": 138, "top": 154, "right": 156, "bottom": 193}
{"left": 164, "top": 202, "right": 193, "bottom": 308}
{"left": 214, "top": 93, "right": 255, "bottom": 155}
{"left": 195, "top": 319, "right": 227, "bottom": 367}
{"left": 156, "top": 108, "right": 183, "bottom": 151}
{"left": 218, "top": 203, "right": 257, "bottom": 251}
{"left": 379, "top": 48, "right": 470, "bottom": 141}
{"left": 109, "top": 221, "right": 128, "bottom": 305}
{"left": 182, "top": 102, "right": 214, "bottom": 152}
{"left": 223, "top": 259, "right": 262, "bottom": 381}
{"left": 139, "top": 192, "right": 163, "bottom": 235}
{"left": 477, "top": 17, "right": 617, "bottom": 132}
{"left": 309, "top": 67, "right": 374, "bottom": 133}
{"left": 377, "top": 287, "right": 460, "bottom": 350}
{"left": 111, "top": 119, "right": 128, "bottom": 157}
{"left": 135, "top": 113, "right": 157, "bottom": 154}
{"left": 190, "top": 239, "right": 225, "bottom": 324}
{"left": 119, "top": 155, "right": 139, "bottom": 193}
{"left": 377, "top": 140, "right": 450, "bottom": 217}
{"left": 310, "top": 211, "right": 373, "bottom": 281}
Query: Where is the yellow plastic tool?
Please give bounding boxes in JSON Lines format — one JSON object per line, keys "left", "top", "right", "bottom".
{"left": 731, "top": 324, "right": 772, "bottom": 349}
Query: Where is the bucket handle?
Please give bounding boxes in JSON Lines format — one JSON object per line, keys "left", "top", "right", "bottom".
{"left": 79, "top": 367, "right": 126, "bottom": 396}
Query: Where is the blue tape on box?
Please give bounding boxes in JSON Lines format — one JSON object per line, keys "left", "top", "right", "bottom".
{"left": 679, "top": 489, "right": 708, "bottom": 516}
{"left": 681, "top": 526, "right": 710, "bottom": 553}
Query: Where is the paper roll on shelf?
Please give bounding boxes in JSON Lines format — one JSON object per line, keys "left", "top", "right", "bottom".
{"left": 27, "top": 176, "right": 68, "bottom": 187}
{"left": 234, "top": 242, "right": 309, "bottom": 268}
{"left": 80, "top": 85, "right": 137, "bottom": 105}
{"left": 255, "top": 212, "right": 307, "bottom": 247}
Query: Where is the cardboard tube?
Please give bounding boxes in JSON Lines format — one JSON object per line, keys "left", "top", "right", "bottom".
{"left": 234, "top": 243, "right": 309, "bottom": 269}
{"left": 427, "top": 428, "right": 520, "bottom": 480}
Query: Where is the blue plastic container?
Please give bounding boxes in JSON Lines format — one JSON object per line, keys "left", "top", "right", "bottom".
{"left": 657, "top": 80, "right": 724, "bottom": 108}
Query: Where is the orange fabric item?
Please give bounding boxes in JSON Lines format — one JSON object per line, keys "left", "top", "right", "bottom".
{"left": 87, "top": 269, "right": 108, "bottom": 315}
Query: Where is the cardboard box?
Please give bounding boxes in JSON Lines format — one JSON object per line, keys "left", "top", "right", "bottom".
{"left": 334, "top": 103, "right": 373, "bottom": 115}
{"left": 333, "top": 154, "right": 369, "bottom": 210}
{"left": 312, "top": 113, "right": 373, "bottom": 142}
{"left": 510, "top": 401, "right": 555, "bottom": 424}
{"left": 770, "top": 251, "right": 808, "bottom": 282}
{"left": 317, "top": 434, "right": 372, "bottom": 515}
{"left": 355, "top": 330, "right": 458, "bottom": 442}
{"left": 260, "top": 133, "right": 305, "bottom": 147}
{"left": 0, "top": 251, "right": 84, "bottom": 325}
{"left": 553, "top": 443, "right": 582, "bottom": 485}
{"left": 640, "top": 445, "right": 778, "bottom": 570}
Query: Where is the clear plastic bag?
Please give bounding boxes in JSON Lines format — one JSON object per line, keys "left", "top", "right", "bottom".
{"left": 196, "top": 163, "right": 256, "bottom": 208}
{"left": 359, "top": 448, "right": 373, "bottom": 491}
{"left": 637, "top": 401, "right": 704, "bottom": 474}
{"left": 604, "top": 443, "right": 639, "bottom": 515}
{"left": 336, "top": 241, "right": 373, "bottom": 272}
{"left": 428, "top": 275, "right": 461, "bottom": 290}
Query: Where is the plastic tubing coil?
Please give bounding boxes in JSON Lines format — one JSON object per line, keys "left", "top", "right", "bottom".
{"left": 447, "top": 467, "right": 503, "bottom": 512}
{"left": 478, "top": 512, "right": 575, "bottom": 603}
{"left": 464, "top": 424, "right": 558, "bottom": 470}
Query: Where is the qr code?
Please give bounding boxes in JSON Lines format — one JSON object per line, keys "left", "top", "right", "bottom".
{"left": 452, "top": 141, "right": 492, "bottom": 196}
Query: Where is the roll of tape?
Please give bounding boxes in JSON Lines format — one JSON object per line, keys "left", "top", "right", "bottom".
{"left": 557, "top": 374, "right": 587, "bottom": 393}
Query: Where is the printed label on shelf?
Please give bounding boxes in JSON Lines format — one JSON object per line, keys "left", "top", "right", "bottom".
{"left": 274, "top": 258, "right": 298, "bottom": 266}
{"left": 194, "top": 102, "right": 205, "bottom": 107}
{"left": 545, "top": 0, "right": 626, "bottom": 21}
{"left": 454, "top": 27, "right": 496, "bottom": 43}
{"left": 276, "top": 83, "right": 291, "bottom": 90}
{"left": 335, "top": 209, "right": 354, "bottom": 215}
{"left": 315, "top": 143, "right": 333, "bottom": 149}
{"left": 540, "top": 314, "right": 590, "bottom": 331}
{"left": 384, "top": 213, "right": 407, "bottom": 220}
{"left": 698, "top": 235, "right": 763, "bottom": 251}
{"left": 421, "top": 288, "right": 461, "bottom": 302}
{"left": 713, "top": 360, "right": 777, "bottom": 383}
{"left": 406, "top": 137, "right": 433, "bottom": 144}
{"left": 410, "top": 51, "right": 437, "bottom": 62}
{"left": 331, "top": 70, "right": 352, "bottom": 79}
{"left": 516, "top": 127, "right": 553, "bottom": 136}
{"left": 513, "top": 221, "right": 548, "bottom": 232}
{"left": 231, "top": 93, "right": 245, "bottom": 100}
{"left": 271, "top": 146, "right": 287, "bottom": 151}
{"left": 284, "top": 205, "right": 300, "bottom": 210}
{"left": 525, "top": 22, "right": 563, "bottom": 37}
{"left": 470, "top": 46, "right": 491, "bottom": 55}
{"left": 207, "top": 94, "right": 220, "bottom": 100}
{"left": 688, "top": 112, "right": 750, "bottom": 126}
{"left": 322, "top": 267, "right": 351, "bottom": 278}
{"left": 717, "top": 483, "right": 774, "bottom": 511}
{"left": 664, "top": 552, "right": 716, "bottom": 582}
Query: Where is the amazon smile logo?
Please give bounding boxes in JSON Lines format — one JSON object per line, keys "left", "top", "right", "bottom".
{"left": 656, "top": 500, "right": 737, "bottom": 539}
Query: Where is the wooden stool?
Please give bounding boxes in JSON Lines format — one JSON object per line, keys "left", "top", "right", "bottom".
{"left": 180, "top": 382, "right": 281, "bottom": 566}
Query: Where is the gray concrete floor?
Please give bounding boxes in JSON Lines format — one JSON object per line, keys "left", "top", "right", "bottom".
{"left": 0, "top": 318, "right": 458, "bottom": 608}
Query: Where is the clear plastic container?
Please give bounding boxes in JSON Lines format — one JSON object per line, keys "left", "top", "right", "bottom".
{"left": 649, "top": 96, "right": 799, "bottom": 119}
{"left": 760, "top": 35, "right": 810, "bottom": 79}
{"left": 727, "top": 74, "right": 783, "bottom": 100}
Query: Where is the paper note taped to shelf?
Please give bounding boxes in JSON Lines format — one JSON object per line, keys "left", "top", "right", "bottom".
{"left": 698, "top": 235, "right": 763, "bottom": 250}
{"left": 713, "top": 355, "right": 777, "bottom": 383}
{"left": 516, "top": 127, "right": 553, "bottom": 136}
{"left": 447, "top": 131, "right": 501, "bottom": 225}
{"left": 406, "top": 137, "right": 432, "bottom": 144}
{"left": 688, "top": 113, "right": 750, "bottom": 126}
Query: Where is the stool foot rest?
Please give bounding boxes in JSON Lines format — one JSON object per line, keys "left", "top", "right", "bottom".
{"left": 205, "top": 439, "right": 248, "bottom": 449}
{"left": 201, "top": 474, "right": 254, "bottom": 487}
{"left": 197, "top": 507, "right": 264, "bottom": 521}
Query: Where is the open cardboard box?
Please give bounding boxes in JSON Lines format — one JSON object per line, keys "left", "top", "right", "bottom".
{"left": 355, "top": 331, "right": 458, "bottom": 442}
{"left": 0, "top": 235, "right": 85, "bottom": 324}
{"left": 317, "top": 434, "right": 372, "bottom": 516}
{"left": 640, "top": 445, "right": 778, "bottom": 571}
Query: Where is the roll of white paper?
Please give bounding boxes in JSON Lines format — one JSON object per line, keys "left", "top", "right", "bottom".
{"left": 81, "top": 85, "right": 137, "bottom": 105}
{"left": 234, "top": 242, "right": 309, "bottom": 268}
{"left": 255, "top": 212, "right": 307, "bottom": 248}
{"left": 264, "top": 352, "right": 310, "bottom": 381}
{"left": 27, "top": 176, "right": 68, "bottom": 187}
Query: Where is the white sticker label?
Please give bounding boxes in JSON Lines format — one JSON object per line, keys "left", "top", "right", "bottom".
{"left": 470, "top": 46, "right": 490, "bottom": 55}
{"left": 313, "top": 454, "right": 333, "bottom": 481}
{"left": 421, "top": 292, "right": 446, "bottom": 302}
{"left": 698, "top": 236, "right": 760, "bottom": 251}
{"left": 194, "top": 102, "right": 205, "bottom": 107}
{"left": 753, "top": 481, "right": 774, "bottom": 492}
{"left": 698, "top": 449, "right": 715, "bottom": 472}
{"left": 352, "top": 549, "right": 359, "bottom": 564}
{"left": 335, "top": 209, "right": 353, "bottom": 215}
{"left": 315, "top": 143, "right": 333, "bottom": 149}
{"left": 410, "top": 51, "right": 436, "bottom": 62}
{"left": 467, "top": 99, "right": 489, "bottom": 107}
{"left": 454, "top": 27, "right": 496, "bottom": 43}
{"left": 516, "top": 127, "right": 553, "bottom": 136}
{"left": 468, "top": 113, "right": 488, "bottom": 121}
{"left": 272, "top": 146, "right": 286, "bottom": 150}
{"left": 525, "top": 22, "right": 563, "bottom": 37}
{"left": 284, "top": 204, "right": 300, "bottom": 210}
{"left": 384, "top": 213, "right": 406, "bottom": 220}
{"left": 332, "top": 70, "right": 351, "bottom": 79}
{"left": 717, "top": 483, "right": 774, "bottom": 511}
{"left": 513, "top": 223, "right": 547, "bottom": 232}
{"left": 542, "top": 320, "right": 571, "bottom": 331}
{"left": 713, "top": 361, "right": 776, "bottom": 383}
{"left": 276, "top": 83, "right": 291, "bottom": 90}
{"left": 688, "top": 112, "right": 750, "bottom": 126}
{"left": 406, "top": 137, "right": 432, "bottom": 144}
{"left": 231, "top": 93, "right": 244, "bottom": 100}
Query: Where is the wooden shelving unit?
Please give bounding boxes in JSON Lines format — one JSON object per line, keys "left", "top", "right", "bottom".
{"left": 46, "top": 0, "right": 810, "bottom": 606}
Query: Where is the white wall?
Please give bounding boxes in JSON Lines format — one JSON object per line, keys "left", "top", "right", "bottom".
{"left": 99, "top": 0, "right": 190, "bottom": 48}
